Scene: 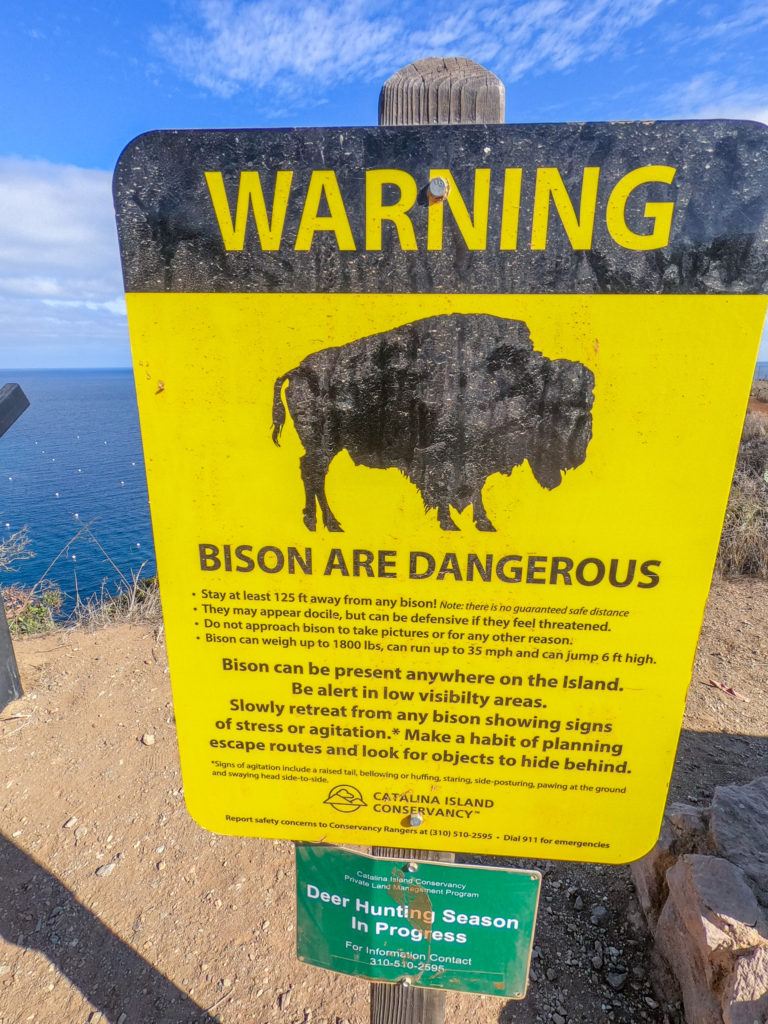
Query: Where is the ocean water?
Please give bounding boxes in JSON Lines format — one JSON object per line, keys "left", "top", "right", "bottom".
{"left": 1, "top": 357, "right": 766, "bottom": 611}
{"left": 0, "top": 369, "right": 155, "bottom": 609}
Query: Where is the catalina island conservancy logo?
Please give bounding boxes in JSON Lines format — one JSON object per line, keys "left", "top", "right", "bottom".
{"left": 324, "top": 784, "right": 367, "bottom": 813}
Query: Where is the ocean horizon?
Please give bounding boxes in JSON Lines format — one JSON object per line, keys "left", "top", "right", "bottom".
{"left": 0, "top": 368, "right": 154, "bottom": 610}
{"left": 2, "top": 356, "right": 767, "bottom": 609}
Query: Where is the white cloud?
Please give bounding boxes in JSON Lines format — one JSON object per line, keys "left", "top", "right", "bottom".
{"left": 0, "top": 276, "right": 64, "bottom": 298}
{"left": 153, "top": 0, "right": 665, "bottom": 103}
{"left": 0, "top": 158, "right": 128, "bottom": 367}
{"left": 692, "top": 1, "right": 768, "bottom": 40}
{"left": 42, "top": 297, "right": 127, "bottom": 315}
{"left": 666, "top": 73, "right": 767, "bottom": 124}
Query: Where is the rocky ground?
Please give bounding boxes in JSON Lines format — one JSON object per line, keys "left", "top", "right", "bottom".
{"left": 0, "top": 576, "right": 766, "bottom": 1024}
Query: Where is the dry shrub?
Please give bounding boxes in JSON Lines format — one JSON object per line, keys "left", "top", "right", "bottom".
{"left": 0, "top": 529, "right": 63, "bottom": 635}
{"left": 0, "top": 527, "right": 34, "bottom": 572}
{"left": 2, "top": 523, "right": 163, "bottom": 635}
{"left": 717, "top": 411, "right": 768, "bottom": 577}
{"left": 752, "top": 378, "right": 768, "bottom": 403}
{"left": 70, "top": 573, "right": 163, "bottom": 632}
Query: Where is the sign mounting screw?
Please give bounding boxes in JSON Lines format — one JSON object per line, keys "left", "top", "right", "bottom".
{"left": 427, "top": 176, "right": 449, "bottom": 200}
{"left": 408, "top": 813, "right": 423, "bottom": 828}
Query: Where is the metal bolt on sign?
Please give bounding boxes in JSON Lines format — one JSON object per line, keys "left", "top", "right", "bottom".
{"left": 428, "top": 176, "right": 450, "bottom": 200}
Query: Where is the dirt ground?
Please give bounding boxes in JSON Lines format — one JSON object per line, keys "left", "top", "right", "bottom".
{"left": 1, "top": 577, "right": 766, "bottom": 1024}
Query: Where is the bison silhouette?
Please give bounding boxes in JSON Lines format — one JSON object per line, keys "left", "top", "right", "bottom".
{"left": 271, "top": 313, "right": 594, "bottom": 532}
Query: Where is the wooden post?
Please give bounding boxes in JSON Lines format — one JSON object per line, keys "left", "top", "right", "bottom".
{"left": 379, "top": 57, "right": 504, "bottom": 126}
{"left": 0, "top": 384, "right": 30, "bottom": 712}
{"left": 371, "top": 57, "right": 504, "bottom": 1024}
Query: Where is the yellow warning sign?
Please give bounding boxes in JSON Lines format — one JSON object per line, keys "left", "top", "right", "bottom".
{"left": 114, "top": 122, "right": 768, "bottom": 862}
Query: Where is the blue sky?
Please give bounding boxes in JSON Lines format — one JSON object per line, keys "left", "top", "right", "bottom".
{"left": 0, "top": 0, "right": 766, "bottom": 367}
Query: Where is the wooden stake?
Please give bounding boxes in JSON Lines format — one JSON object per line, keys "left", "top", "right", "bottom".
{"left": 370, "top": 845, "right": 455, "bottom": 1024}
{"left": 371, "top": 56, "right": 504, "bottom": 1024}
{"left": 0, "top": 604, "right": 22, "bottom": 712}
{"left": 0, "top": 384, "right": 29, "bottom": 713}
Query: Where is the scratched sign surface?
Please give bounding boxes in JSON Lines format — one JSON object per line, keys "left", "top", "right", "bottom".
{"left": 295, "top": 844, "right": 541, "bottom": 996}
{"left": 114, "top": 121, "right": 768, "bottom": 861}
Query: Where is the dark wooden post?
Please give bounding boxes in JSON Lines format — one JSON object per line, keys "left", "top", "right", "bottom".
{"left": 371, "top": 57, "right": 504, "bottom": 1024}
{"left": 0, "top": 384, "right": 30, "bottom": 712}
{"left": 0, "top": 603, "right": 22, "bottom": 710}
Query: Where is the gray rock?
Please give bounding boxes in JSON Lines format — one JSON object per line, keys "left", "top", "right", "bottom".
{"left": 590, "top": 905, "right": 608, "bottom": 926}
{"left": 631, "top": 802, "right": 709, "bottom": 930}
{"left": 631, "top": 842, "right": 669, "bottom": 929}
{"left": 633, "top": 783, "right": 768, "bottom": 1024}
{"left": 721, "top": 946, "right": 768, "bottom": 1024}
{"left": 666, "top": 855, "right": 767, "bottom": 983}
{"left": 667, "top": 802, "right": 709, "bottom": 838}
{"left": 95, "top": 862, "right": 116, "bottom": 878}
{"left": 606, "top": 972, "right": 627, "bottom": 991}
{"left": 710, "top": 776, "right": 768, "bottom": 904}
{"left": 655, "top": 883, "right": 722, "bottom": 1024}
{"left": 690, "top": 854, "right": 767, "bottom": 948}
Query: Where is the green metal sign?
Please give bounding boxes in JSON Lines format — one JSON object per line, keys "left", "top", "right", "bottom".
{"left": 295, "top": 845, "right": 541, "bottom": 997}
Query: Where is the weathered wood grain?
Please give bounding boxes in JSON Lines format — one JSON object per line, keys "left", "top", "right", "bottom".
{"left": 370, "top": 847, "right": 455, "bottom": 1024}
{"left": 379, "top": 57, "right": 504, "bottom": 126}
{"left": 370, "top": 56, "right": 502, "bottom": 1024}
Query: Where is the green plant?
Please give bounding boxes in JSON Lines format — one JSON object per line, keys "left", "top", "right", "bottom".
{"left": 3, "top": 583, "right": 63, "bottom": 636}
